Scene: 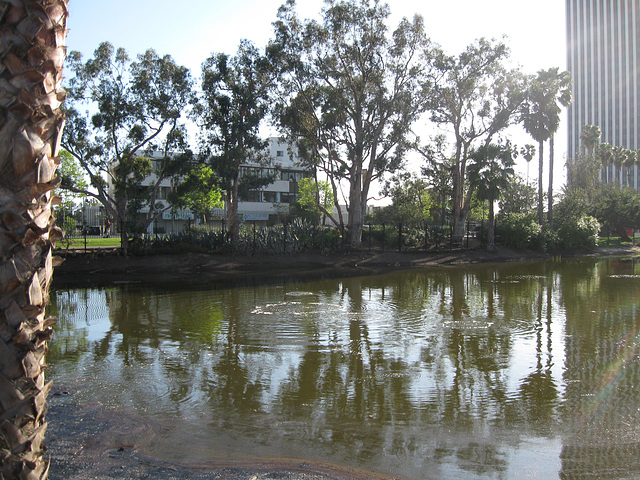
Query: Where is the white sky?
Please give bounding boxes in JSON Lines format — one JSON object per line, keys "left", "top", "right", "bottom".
{"left": 66, "top": 0, "right": 568, "bottom": 191}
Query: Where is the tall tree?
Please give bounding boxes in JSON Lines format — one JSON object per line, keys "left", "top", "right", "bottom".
{"left": 567, "top": 124, "right": 601, "bottom": 196}
{"left": 62, "top": 43, "right": 194, "bottom": 253}
{"left": 272, "top": 0, "right": 429, "bottom": 247}
{"left": 422, "top": 38, "right": 527, "bottom": 243}
{"left": 468, "top": 142, "right": 516, "bottom": 251}
{"left": 611, "top": 145, "right": 628, "bottom": 186}
{"left": 195, "top": 40, "right": 274, "bottom": 244}
{"left": 579, "top": 124, "right": 601, "bottom": 157}
{"left": 623, "top": 149, "right": 636, "bottom": 188}
{"left": 520, "top": 144, "right": 535, "bottom": 185}
{"left": 0, "top": 1, "right": 68, "bottom": 478}
{"left": 596, "top": 142, "right": 614, "bottom": 185}
{"left": 520, "top": 67, "right": 572, "bottom": 226}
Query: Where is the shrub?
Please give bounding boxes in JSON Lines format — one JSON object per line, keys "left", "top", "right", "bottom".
{"left": 556, "top": 214, "right": 600, "bottom": 251}
{"left": 497, "top": 213, "right": 541, "bottom": 249}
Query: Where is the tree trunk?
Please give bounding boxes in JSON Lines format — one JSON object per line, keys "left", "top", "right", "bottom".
{"left": 0, "top": 2, "right": 68, "bottom": 479}
{"left": 548, "top": 135, "right": 554, "bottom": 227}
{"left": 116, "top": 199, "right": 129, "bottom": 255}
{"left": 487, "top": 200, "right": 496, "bottom": 252}
{"left": 538, "top": 140, "right": 544, "bottom": 225}
{"left": 227, "top": 179, "right": 240, "bottom": 245}
{"left": 451, "top": 163, "right": 465, "bottom": 244}
{"left": 347, "top": 162, "right": 364, "bottom": 248}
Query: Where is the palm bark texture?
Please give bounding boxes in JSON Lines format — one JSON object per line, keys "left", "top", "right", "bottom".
{"left": 0, "top": 1, "right": 67, "bottom": 479}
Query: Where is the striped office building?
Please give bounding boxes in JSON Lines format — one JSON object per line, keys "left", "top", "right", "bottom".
{"left": 566, "top": 0, "right": 640, "bottom": 188}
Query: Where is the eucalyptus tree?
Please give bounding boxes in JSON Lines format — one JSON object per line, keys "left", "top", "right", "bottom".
{"left": 195, "top": 40, "right": 275, "bottom": 244}
{"left": 272, "top": 0, "right": 430, "bottom": 247}
{"left": 0, "top": 1, "right": 68, "bottom": 478}
{"left": 62, "top": 43, "right": 194, "bottom": 253}
{"left": 520, "top": 67, "right": 572, "bottom": 226}
{"left": 421, "top": 38, "right": 527, "bottom": 243}
{"left": 468, "top": 142, "right": 516, "bottom": 251}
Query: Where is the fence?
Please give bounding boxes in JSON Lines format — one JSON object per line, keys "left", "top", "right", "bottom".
{"left": 114, "top": 218, "right": 488, "bottom": 256}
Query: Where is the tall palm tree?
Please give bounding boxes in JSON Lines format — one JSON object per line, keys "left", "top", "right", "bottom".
{"left": 612, "top": 146, "right": 628, "bottom": 186}
{"left": 623, "top": 149, "right": 636, "bottom": 188}
{"left": 521, "top": 68, "right": 572, "bottom": 226}
{"left": 0, "top": 2, "right": 68, "bottom": 479}
{"left": 468, "top": 142, "right": 516, "bottom": 252}
{"left": 579, "top": 124, "right": 601, "bottom": 158}
{"left": 520, "top": 144, "right": 535, "bottom": 185}
{"left": 596, "top": 142, "right": 614, "bottom": 184}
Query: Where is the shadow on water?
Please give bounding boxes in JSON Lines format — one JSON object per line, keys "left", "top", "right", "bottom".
{"left": 46, "top": 257, "right": 640, "bottom": 479}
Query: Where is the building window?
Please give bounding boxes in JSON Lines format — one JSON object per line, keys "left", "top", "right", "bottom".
{"left": 280, "top": 193, "right": 296, "bottom": 204}
{"left": 263, "top": 191, "right": 277, "bottom": 203}
{"left": 276, "top": 150, "right": 284, "bottom": 157}
{"left": 281, "top": 170, "right": 304, "bottom": 182}
{"left": 240, "top": 190, "right": 261, "bottom": 202}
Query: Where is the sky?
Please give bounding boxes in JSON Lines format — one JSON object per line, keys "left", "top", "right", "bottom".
{"left": 65, "top": 0, "right": 568, "bottom": 190}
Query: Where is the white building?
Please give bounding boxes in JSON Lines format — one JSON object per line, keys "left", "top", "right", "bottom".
{"left": 124, "top": 137, "right": 310, "bottom": 234}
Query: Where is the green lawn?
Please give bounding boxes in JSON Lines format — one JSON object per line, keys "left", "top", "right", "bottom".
{"left": 59, "top": 237, "right": 122, "bottom": 249}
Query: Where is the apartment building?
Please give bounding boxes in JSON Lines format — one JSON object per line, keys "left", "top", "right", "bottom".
{"left": 132, "top": 137, "right": 310, "bottom": 234}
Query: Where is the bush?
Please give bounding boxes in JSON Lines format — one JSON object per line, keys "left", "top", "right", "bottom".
{"left": 556, "top": 214, "right": 600, "bottom": 251}
{"left": 497, "top": 213, "right": 541, "bottom": 249}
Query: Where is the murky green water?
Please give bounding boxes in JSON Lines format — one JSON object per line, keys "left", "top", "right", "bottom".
{"left": 48, "top": 257, "right": 640, "bottom": 479}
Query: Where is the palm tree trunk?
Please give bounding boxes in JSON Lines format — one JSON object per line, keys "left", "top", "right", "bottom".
{"left": 548, "top": 135, "right": 554, "bottom": 227}
{"left": 538, "top": 140, "right": 544, "bottom": 225}
{"left": 0, "top": 2, "right": 68, "bottom": 479}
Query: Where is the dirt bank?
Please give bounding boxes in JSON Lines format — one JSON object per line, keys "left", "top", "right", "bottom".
{"left": 52, "top": 244, "right": 640, "bottom": 287}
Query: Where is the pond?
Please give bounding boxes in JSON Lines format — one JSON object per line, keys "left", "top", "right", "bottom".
{"left": 47, "top": 257, "right": 640, "bottom": 479}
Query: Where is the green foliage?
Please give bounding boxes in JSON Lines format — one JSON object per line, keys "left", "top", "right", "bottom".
{"left": 273, "top": 0, "right": 430, "bottom": 246}
{"left": 519, "top": 67, "right": 572, "bottom": 225}
{"left": 63, "top": 42, "right": 195, "bottom": 252}
{"left": 129, "top": 219, "right": 342, "bottom": 256}
{"left": 497, "top": 213, "right": 542, "bottom": 250}
{"left": 381, "top": 172, "right": 436, "bottom": 224}
{"left": 58, "top": 217, "right": 78, "bottom": 250}
{"left": 295, "top": 177, "right": 333, "bottom": 223}
{"left": 421, "top": 38, "right": 527, "bottom": 239}
{"left": 196, "top": 40, "right": 275, "bottom": 243}
{"left": 169, "top": 165, "right": 224, "bottom": 222}
{"left": 498, "top": 175, "right": 537, "bottom": 216}
{"left": 520, "top": 68, "right": 572, "bottom": 145}
{"left": 556, "top": 215, "right": 600, "bottom": 251}
{"left": 57, "top": 150, "right": 88, "bottom": 201}
{"left": 554, "top": 190, "right": 590, "bottom": 226}
{"left": 590, "top": 184, "right": 640, "bottom": 238}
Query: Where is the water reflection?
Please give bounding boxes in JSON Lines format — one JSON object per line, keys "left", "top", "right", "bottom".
{"left": 48, "top": 257, "right": 640, "bottom": 479}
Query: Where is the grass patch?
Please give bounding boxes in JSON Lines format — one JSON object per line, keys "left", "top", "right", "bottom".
{"left": 61, "top": 237, "right": 122, "bottom": 249}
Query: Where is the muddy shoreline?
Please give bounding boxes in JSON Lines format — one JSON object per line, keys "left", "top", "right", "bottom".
{"left": 51, "top": 244, "right": 628, "bottom": 288}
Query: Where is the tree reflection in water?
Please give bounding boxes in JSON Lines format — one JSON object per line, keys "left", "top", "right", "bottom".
{"left": 48, "top": 257, "right": 640, "bottom": 479}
